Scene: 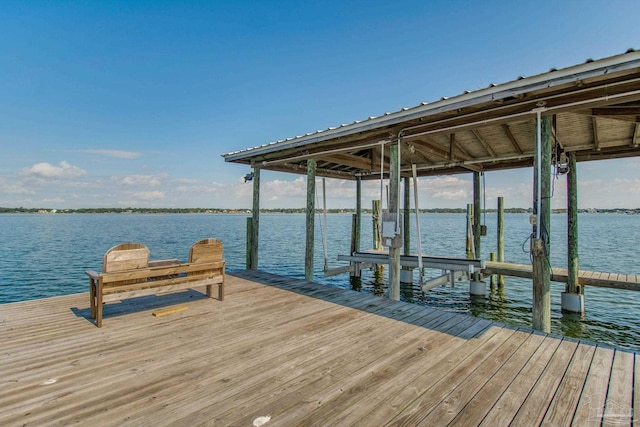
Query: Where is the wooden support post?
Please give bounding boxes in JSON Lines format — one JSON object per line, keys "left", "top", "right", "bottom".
{"left": 466, "top": 203, "right": 474, "bottom": 259}
{"left": 403, "top": 176, "right": 411, "bottom": 256}
{"left": 490, "top": 252, "right": 496, "bottom": 289}
{"left": 401, "top": 176, "right": 413, "bottom": 284}
{"left": 250, "top": 168, "right": 260, "bottom": 270}
{"left": 567, "top": 152, "right": 579, "bottom": 294}
{"left": 532, "top": 114, "right": 552, "bottom": 333}
{"left": 305, "top": 159, "right": 316, "bottom": 282}
{"left": 497, "top": 196, "right": 505, "bottom": 289}
{"left": 388, "top": 143, "right": 401, "bottom": 300}
{"left": 372, "top": 199, "right": 382, "bottom": 251}
{"left": 473, "top": 171, "right": 482, "bottom": 260}
{"left": 355, "top": 176, "right": 362, "bottom": 253}
{"left": 563, "top": 152, "right": 584, "bottom": 312}
{"left": 350, "top": 213, "right": 362, "bottom": 290}
{"left": 246, "top": 217, "right": 252, "bottom": 269}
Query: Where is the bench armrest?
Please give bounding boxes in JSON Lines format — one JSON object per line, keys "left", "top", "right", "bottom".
{"left": 85, "top": 270, "right": 101, "bottom": 279}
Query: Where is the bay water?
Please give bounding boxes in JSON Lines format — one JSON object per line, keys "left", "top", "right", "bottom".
{"left": 1, "top": 213, "right": 638, "bottom": 351}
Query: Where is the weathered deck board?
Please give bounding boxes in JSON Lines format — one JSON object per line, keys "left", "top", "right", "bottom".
{"left": 483, "top": 261, "right": 640, "bottom": 291}
{"left": 0, "top": 270, "right": 636, "bottom": 426}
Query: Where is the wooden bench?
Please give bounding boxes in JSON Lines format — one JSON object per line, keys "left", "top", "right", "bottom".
{"left": 86, "top": 239, "right": 225, "bottom": 327}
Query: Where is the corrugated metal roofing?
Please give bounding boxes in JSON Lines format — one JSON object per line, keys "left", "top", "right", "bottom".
{"left": 222, "top": 49, "right": 640, "bottom": 179}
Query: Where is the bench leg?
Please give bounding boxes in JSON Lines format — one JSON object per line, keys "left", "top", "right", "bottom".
{"left": 89, "top": 278, "right": 96, "bottom": 319}
{"left": 96, "top": 290, "right": 103, "bottom": 328}
{"left": 219, "top": 280, "right": 224, "bottom": 301}
{"left": 206, "top": 284, "right": 213, "bottom": 298}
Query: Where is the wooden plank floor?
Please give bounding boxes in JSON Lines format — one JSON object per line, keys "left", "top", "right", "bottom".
{"left": 483, "top": 261, "right": 640, "bottom": 291}
{"left": 0, "top": 270, "right": 637, "bottom": 426}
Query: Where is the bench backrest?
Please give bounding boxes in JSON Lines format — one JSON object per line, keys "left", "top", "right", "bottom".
{"left": 188, "top": 238, "right": 224, "bottom": 264}
{"left": 103, "top": 243, "right": 150, "bottom": 286}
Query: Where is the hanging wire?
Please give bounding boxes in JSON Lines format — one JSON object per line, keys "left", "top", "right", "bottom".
{"left": 315, "top": 178, "right": 329, "bottom": 272}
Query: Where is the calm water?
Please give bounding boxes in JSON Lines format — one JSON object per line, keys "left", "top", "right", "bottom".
{"left": 1, "top": 213, "right": 639, "bottom": 350}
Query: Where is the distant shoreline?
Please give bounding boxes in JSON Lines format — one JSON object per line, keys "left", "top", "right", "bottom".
{"left": 1, "top": 207, "right": 637, "bottom": 215}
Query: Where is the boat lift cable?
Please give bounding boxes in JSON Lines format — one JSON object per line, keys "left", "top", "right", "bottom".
{"left": 412, "top": 164, "right": 425, "bottom": 285}
{"left": 322, "top": 178, "right": 329, "bottom": 271}
{"left": 320, "top": 177, "right": 329, "bottom": 272}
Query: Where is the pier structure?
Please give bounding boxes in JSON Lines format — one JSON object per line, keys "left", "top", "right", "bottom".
{"left": 223, "top": 50, "right": 640, "bottom": 332}
{"left": 2, "top": 272, "right": 638, "bottom": 425}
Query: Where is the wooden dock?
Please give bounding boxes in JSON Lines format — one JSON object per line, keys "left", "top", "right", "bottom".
{"left": 1, "top": 271, "right": 637, "bottom": 426}
{"left": 483, "top": 261, "right": 640, "bottom": 291}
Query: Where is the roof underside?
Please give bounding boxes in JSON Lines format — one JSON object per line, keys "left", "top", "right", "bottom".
{"left": 223, "top": 50, "right": 640, "bottom": 180}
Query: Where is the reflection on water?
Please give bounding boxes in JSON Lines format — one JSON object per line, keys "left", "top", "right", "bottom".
{"left": 355, "top": 268, "right": 640, "bottom": 351}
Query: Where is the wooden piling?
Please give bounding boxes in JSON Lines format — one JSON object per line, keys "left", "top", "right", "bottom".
{"left": 497, "top": 196, "right": 505, "bottom": 289}
{"left": 403, "top": 176, "right": 411, "bottom": 256}
{"left": 567, "top": 152, "right": 579, "bottom": 294}
{"left": 388, "top": 143, "right": 401, "bottom": 301}
{"left": 250, "top": 167, "right": 260, "bottom": 270}
{"left": 490, "top": 252, "right": 496, "bottom": 289}
{"left": 246, "top": 217, "right": 252, "bottom": 269}
{"left": 473, "top": 172, "right": 481, "bottom": 261}
{"left": 466, "top": 204, "right": 473, "bottom": 259}
{"left": 355, "top": 177, "right": 362, "bottom": 253}
{"left": 532, "top": 114, "right": 552, "bottom": 333}
{"left": 305, "top": 159, "right": 316, "bottom": 282}
{"left": 372, "top": 199, "right": 382, "bottom": 251}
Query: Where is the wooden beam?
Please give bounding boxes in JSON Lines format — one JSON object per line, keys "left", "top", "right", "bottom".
{"left": 632, "top": 123, "right": 640, "bottom": 147}
{"left": 317, "top": 153, "right": 372, "bottom": 171}
{"left": 592, "top": 116, "right": 601, "bottom": 151}
{"left": 592, "top": 106, "right": 640, "bottom": 116}
{"left": 502, "top": 124, "right": 524, "bottom": 155}
{"left": 471, "top": 129, "right": 497, "bottom": 158}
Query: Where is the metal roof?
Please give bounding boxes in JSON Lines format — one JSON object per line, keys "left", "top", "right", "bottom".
{"left": 222, "top": 49, "right": 640, "bottom": 180}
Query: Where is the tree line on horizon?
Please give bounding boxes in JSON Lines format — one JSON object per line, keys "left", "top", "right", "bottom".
{"left": 1, "top": 206, "right": 637, "bottom": 214}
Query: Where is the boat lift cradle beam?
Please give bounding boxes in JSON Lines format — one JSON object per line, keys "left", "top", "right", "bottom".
{"left": 337, "top": 252, "right": 483, "bottom": 273}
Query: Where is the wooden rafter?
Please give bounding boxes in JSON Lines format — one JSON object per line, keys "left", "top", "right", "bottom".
{"left": 502, "top": 124, "right": 524, "bottom": 154}
{"left": 447, "top": 134, "right": 474, "bottom": 160}
{"left": 405, "top": 142, "right": 433, "bottom": 165}
{"left": 471, "top": 129, "right": 497, "bottom": 157}
{"left": 318, "top": 153, "right": 372, "bottom": 171}
{"left": 592, "top": 116, "right": 601, "bottom": 151}
{"left": 411, "top": 137, "right": 482, "bottom": 172}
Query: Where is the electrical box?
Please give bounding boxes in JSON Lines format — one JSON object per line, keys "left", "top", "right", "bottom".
{"left": 529, "top": 215, "right": 538, "bottom": 226}
{"left": 480, "top": 225, "right": 487, "bottom": 236}
{"left": 381, "top": 213, "right": 403, "bottom": 248}
{"left": 531, "top": 238, "right": 544, "bottom": 255}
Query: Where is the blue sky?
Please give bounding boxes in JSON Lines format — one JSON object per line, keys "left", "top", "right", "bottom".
{"left": 1, "top": 0, "right": 639, "bottom": 209}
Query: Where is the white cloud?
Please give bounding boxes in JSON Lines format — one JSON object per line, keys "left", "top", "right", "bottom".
{"left": 264, "top": 177, "right": 307, "bottom": 198}
{"left": 20, "top": 161, "right": 86, "bottom": 179}
{"left": 173, "top": 178, "right": 200, "bottom": 184}
{"left": 120, "top": 174, "right": 163, "bottom": 187}
{"left": 133, "top": 191, "right": 164, "bottom": 200}
{"left": 0, "top": 178, "right": 35, "bottom": 194}
{"left": 77, "top": 149, "right": 142, "bottom": 159}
